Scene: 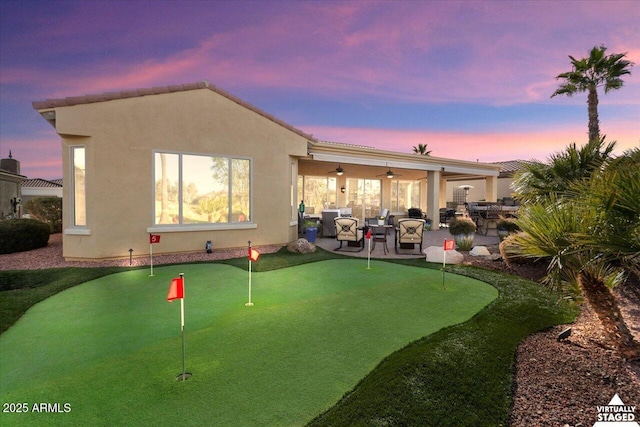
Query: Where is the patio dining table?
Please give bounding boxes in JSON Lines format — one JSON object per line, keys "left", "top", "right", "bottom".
{"left": 469, "top": 204, "right": 519, "bottom": 235}
{"left": 471, "top": 205, "right": 519, "bottom": 216}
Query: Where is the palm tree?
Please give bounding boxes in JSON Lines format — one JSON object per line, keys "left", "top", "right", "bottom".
{"left": 412, "top": 143, "right": 432, "bottom": 156}
{"left": 551, "top": 45, "right": 634, "bottom": 143}
{"left": 512, "top": 137, "right": 615, "bottom": 204}
{"left": 506, "top": 144, "right": 640, "bottom": 359}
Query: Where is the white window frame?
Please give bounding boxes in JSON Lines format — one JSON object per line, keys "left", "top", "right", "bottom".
{"left": 148, "top": 150, "right": 256, "bottom": 232}
{"left": 65, "top": 145, "right": 90, "bottom": 235}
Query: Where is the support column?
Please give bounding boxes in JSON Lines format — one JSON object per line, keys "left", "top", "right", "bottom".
{"left": 426, "top": 170, "right": 440, "bottom": 223}
{"left": 485, "top": 176, "right": 498, "bottom": 202}
{"left": 439, "top": 178, "right": 447, "bottom": 208}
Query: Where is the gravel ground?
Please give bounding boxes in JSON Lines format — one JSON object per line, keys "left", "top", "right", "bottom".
{"left": 466, "top": 254, "right": 640, "bottom": 426}
{"left": 0, "top": 234, "right": 283, "bottom": 270}
{"left": 2, "top": 235, "right": 638, "bottom": 425}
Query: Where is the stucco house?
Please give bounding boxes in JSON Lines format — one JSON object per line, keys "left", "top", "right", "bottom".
{"left": 445, "top": 160, "right": 535, "bottom": 204}
{"left": 33, "top": 81, "right": 500, "bottom": 261}
{"left": 21, "top": 178, "right": 63, "bottom": 203}
{"left": 0, "top": 152, "right": 26, "bottom": 219}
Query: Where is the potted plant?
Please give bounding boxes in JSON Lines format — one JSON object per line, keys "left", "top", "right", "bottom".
{"left": 377, "top": 215, "right": 386, "bottom": 225}
{"left": 448, "top": 217, "right": 476, "bottom": 250}
{"left": 496, "top": 217, "right": 520, "bottom": 241}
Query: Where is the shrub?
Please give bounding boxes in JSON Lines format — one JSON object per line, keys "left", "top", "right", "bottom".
{"left": 0, "top": 219, "right": 50, "bottom": 254}
{"left": 448, "top": 217, "right": 477, "bottom": 235}
{"left": 24, "top": 197, "right": 62, "bottom": 233}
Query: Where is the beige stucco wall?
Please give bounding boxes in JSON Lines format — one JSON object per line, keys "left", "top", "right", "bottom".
{"left": 53, "top": 89, "right": 309, "bottom": 260}
{"left": 446, "top": 177, "right": 514, "bottom": 203}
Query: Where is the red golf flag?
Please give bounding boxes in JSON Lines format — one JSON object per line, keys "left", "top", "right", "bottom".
{"left": 167, "top": 277, "right": 184, "bottom": 302}
{"left": 365, "top": 228, "right": 372, "bottom": 239}
{"left": 150, "top": 234, "right": 161, "bottom": 244}
{"left": 444, "top": 239, "right": 455, "bottom": 251}
{"left": 248, "top": 247, "right": 260, "bottom": 262}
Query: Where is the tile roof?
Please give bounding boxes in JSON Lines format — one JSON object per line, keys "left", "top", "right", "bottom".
{"left": 32, "top": 81, "right": 316, "bottom": 142}
{"left": 22, "top": 178, "right": 63, "bottom": 188}
{"left": 317, "top": 140, "right": 376, "bottom": 150}
{"left": 491, "top": 160, "right": 539, "bottom": 177}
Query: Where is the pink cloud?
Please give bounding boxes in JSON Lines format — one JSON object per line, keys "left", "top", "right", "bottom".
{"left": 2, "top": 135, "right": 61, "bottom": 179}
{"left": 303, "top": 123, "right": 639, "bottom": 164}
{"left": 16, "top": 1, "right": 638, "bottom": 109}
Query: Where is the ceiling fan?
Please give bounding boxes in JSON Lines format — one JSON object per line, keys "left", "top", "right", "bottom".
{"left": 327, "top": 164, "right": 345, "bottom": 176}
{"left": 377, "top": 164, "right": 401, "bottom": 179}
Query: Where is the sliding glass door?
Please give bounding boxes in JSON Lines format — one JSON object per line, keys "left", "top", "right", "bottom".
{"left": 345, "top": 178, "right": 381, "bottom": 220}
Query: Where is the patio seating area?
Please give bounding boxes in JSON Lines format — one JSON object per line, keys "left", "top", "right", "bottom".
{"left": 313, "top": 226, "right": 500, "bottom": 259}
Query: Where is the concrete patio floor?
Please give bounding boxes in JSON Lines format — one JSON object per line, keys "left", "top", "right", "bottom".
{"left": 311, "top": 227, "right": 501, "bottom": 259}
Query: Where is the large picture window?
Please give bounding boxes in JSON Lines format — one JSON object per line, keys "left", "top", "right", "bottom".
{"left": 71, "top": 146, "right": 86, "bottom": 227}
{"left": 154, "top": 152, "right": 251, "bottom": 225}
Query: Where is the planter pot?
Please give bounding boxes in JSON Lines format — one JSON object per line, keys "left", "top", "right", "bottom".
{"left": 453, "top": 233, "right": 474, "bottom": 251}
{"left": 497, "top": 228, "right": 509, "bottom": 242}
{"left": 378, "top": 220, "right": 384, "bottom": 225}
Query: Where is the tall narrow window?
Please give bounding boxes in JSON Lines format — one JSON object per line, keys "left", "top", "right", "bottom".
{"left": 71, "top": 146, "right": 86, "bottom": 226}
{"left": 154, "top": 153, "right": 179, "bottom": 224}
{"left": 231, "top": 158, "right": 250, "bottom": 222}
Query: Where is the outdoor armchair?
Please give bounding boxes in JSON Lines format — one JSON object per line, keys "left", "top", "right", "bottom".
{"left": 395, "top": 218, "right": 426, "bottom": 254}
{"left": 334, "top": 217, "right": 365, "bottom": 252}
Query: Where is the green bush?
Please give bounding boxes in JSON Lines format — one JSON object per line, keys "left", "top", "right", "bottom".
{"left": 448, "top": 217, "right": 477, "bottom": 235}
{"left": 24, "top": 197, "right": 62, "bottom": 233}
{"left": 0, "top": 219, "right": 50, "bottom": 254}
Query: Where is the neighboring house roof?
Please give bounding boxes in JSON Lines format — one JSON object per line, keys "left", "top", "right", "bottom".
{"left": 491, "top": 160, "right": 538, "bottom": 178}
{"left": 22, "top": 178, "right": 63, "bottom": 189}
{"left": 0, "top": 169, "right": 26, "bottom": 182}
{"left": 21, "top": 178, "right": 63, "bottom": 199}
{"left": 32, "top": 81, "right": 316, "bottom": 143}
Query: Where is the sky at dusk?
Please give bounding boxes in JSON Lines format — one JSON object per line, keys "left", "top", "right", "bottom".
{"left": 1, "top": 0, "right": 638, "bottom": 179}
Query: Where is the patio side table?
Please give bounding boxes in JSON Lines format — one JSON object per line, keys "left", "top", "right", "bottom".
{"left": 371, "top": 225, "right": 392, "bottom": 254}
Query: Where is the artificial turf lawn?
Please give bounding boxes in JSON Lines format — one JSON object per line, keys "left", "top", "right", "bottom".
{"left": 0, "top": 259, "right": 497, "bottom": 426}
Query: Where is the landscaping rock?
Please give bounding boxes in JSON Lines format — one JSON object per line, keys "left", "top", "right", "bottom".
{"left": 287, "top": 238, "right": 316, "bottom": 254}
{"left": 469, "top": 246, "right": 491, "bottom": 257}
{"left": 423, "top": 246, "right": 464, "bottom": 264}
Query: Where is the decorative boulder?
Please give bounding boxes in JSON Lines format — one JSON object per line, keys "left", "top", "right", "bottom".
{"left": 287, "top": 238, "right": 317, "bottom": 254}
{"left": 423, "top": 246, "right": 464, "bottom": 264}
{"left": 469, "top": 246, "right": 491, "bottom": 257}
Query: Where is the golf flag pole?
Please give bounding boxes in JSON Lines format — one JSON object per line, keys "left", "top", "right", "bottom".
{"left": 149, "top": 234, "right": 160, "bottom": 276}
{"left": 247, "top": 241, "right": 260, "bottom": 306}
{"left": 365, "top": 228, "right": 372, "bottom": 269}
{"left": 150, "top": 241, "right": 153, "bottom": 276}
{"left": 443, "top": 239, "right": 455, "bottom": 290}
{"left": 167, "top": 273, "right": 190, "bottom": 381}
{"left": 180, "top": 273, "right": 186, "bottom": 380}
{"left": 442, "top": 245, "right": 446, "bottom": 290}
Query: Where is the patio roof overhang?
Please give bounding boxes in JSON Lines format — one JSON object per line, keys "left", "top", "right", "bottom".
{"left": 307, "top": 140, "right": 500, "bottom": 179}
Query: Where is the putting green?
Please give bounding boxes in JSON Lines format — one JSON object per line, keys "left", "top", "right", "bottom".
{"left": 0, "top": 259, "right": 497, "bottom": 426}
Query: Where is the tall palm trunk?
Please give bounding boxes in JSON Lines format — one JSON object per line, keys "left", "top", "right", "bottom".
{"left": 578, "top": 272, "right": 640, "bottom": 360}
{"left": 587, "top": 86, "right": 600, "bottom": 143}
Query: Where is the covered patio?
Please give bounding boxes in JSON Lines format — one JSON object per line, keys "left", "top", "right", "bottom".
{"left": 297, "top": 140, "right": 502, "bottom": 235}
